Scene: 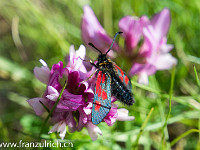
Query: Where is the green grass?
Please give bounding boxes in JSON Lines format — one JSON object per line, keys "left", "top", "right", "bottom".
{"left": 0, "top": 0, "right": 200, "bottom": 149}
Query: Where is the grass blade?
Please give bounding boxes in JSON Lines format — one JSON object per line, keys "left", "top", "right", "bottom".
{"left": 194, "top": 65, "right": 200, "bottom": 149}
{"left": 194, "top": 65, "right": 200, "bottom": 87}
{"left": 170, "top": 129, "right": 200, "bottom": 147}
{"left": 133, "top": 107, "right": 154, "bottom": 149}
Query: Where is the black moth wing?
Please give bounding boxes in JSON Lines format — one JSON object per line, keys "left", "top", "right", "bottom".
{"left": 110, "top": 63, "right": 135, "bottom": 105}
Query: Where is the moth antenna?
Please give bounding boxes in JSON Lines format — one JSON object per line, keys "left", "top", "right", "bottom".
{"left": 106, "top": 31, "right": 123, "bottom": 55}
{"left": 79, "top": 56, "right": 86, "bottom": 61}
{"left": 88, "top": 42, "right": 102, "bottom": 54}
{"left": 79, "top": 56, "right": 98, "bottom": 68}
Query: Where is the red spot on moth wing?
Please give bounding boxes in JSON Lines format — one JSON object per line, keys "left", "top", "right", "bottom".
{"left": 114, "top": 66, "right": 118, "bottom": 72}
{"left": 114, "top": 64, "right": 124, "bottom": 76}
{"left": 98, "top": 85, "right": 102, "bottom": 97}
{"left": 102, "top": 73, "right": 106, "bottom": 83}
{"left": 96, "top": 71, "right": 102, "bottom": 87}
{"left": 102, "top": 90, "right": 107, "bottom": 100}
{"left": 96, "top": 71, "right": 102, "bottom": 94}
{"left": 95, "top": 101, "right": 101, "bottom": 111}
{"left": 119, "top": 76, "right": 123, "bottom": 82}
{"left": 125, "top": 76, "right": 129, "bottom": 85}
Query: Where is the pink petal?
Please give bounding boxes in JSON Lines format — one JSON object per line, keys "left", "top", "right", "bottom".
{"left": 142, "top": 25, "right": 157, "bottom": 53}
{"left": 34, "top": 64, "right": 50, "bottom": 84}
{"left": 140, "top": 16, "right": 150, "bottom": 27}
{"left": 151, "top": 8, "right": 171, "bottom": 40}
{"left": 129, "top": 63, "right": 146, "bottom": 76}
{"left": 104, "top": 104, "right": 118, "bottom": 126}
{"left": 66, "top": 112, "right": 77, "bottom": 133}
{"left": 81, "top": 5, "right": 118, "bottom": 54}
{"left": 119, "top": 16, "right": 143, "bottom": 52}
{"left": 155, "top": 54, "right": 177, "bottom": 70}
{"left": 27, "top": 98, "right": 47, "bottom": 116}
{"left": 82, "top": 6, "right": 104, "bottom": 33}
{"left": 56, "top": 90, "right": 83, "bottom": 111}
{"left": 119, "top": 16, "right": 137, "bottom": 36}
{"left": 77, "top": 108, "right": 88, "bottom": 131}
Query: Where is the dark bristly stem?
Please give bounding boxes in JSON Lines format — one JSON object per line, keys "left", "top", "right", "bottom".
{"left": 106, "top": 31, "right": 123, "bottom": 55}
{"left": 39, "top": 81, "right": 67, "bottom": 138}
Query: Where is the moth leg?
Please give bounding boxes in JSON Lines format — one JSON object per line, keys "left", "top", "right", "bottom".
{"left": 79, "top": 56, "right": 98, "bottom": 68}
{"left": 79, "top": 69, "right": 98, "bottom": 84}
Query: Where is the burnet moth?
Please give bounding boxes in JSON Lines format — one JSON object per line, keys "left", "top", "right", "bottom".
{"left": 85, "top": 32, "right": 135, "bottom": 125}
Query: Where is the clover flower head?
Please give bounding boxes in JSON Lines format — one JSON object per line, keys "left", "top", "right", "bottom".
{"left": 28, "top": 45, "right": 134, "bottom": 140}
{"left": 81, "top": 6, "right": 177, "bottom": 84}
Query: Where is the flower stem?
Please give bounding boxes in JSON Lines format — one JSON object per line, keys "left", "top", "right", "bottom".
{"left": 161, "top": 66, "right": 176, "bottom": 149}
{"left": 132, "top": 107, "right": 154, "bottom": 149}
{"left": 39, "top": 81, "right": 67, "bottom": 138}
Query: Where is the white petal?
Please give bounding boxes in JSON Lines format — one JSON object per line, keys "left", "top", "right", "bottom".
{"left": 48, "top": 122, "right": 60, "bottom": 134}
{"left": 138, "top": 72, "right": 149, "bottom": 85}
{"left": 48, "top": 121, "right": 67, "bottom": 140}
{"left": 46, "top": 95, "right": 58, "bottom": 101}
{"left": 155, "top": 54, "right": 177, "bottom": 70}
{"left": 160, "top": 44, "right": 173, "bottom": 53}
{"left": 69, "top": 45, "right": 75, "bottom": 68}
{"left": 58, "top": 121, "right": 67, "bottom": 140}
{"left": 117, "top": 109, "right": 135, "bottom": 121}
{"left": 86, "top": 122, "right": 102, "bottom": 141}
{"left": 75, "top": 45, "right": 86, "bottom": 70}
{"left": 83, "top": 108, "right": 92, "bottom": 115}
{"left": 83, "top": 102, "right": 92, "bottom": 115}
{"left": 59, "top": 127, "right": 67, "bottom": 140}
{"left": 76, "top": 45, "right": 86, "bottom": 59}
{"left": 39, "top": 59, "right": 48, "bottom": 67}
{"left": 46, "top": 86, "right": 59, "bottom": 101}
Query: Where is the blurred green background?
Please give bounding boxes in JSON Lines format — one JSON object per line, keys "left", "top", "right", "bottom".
{"left": 0, "top": 0, "right": 200, "bottom": 149}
